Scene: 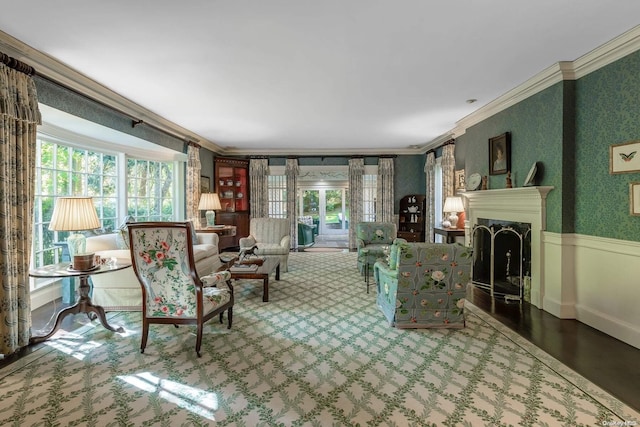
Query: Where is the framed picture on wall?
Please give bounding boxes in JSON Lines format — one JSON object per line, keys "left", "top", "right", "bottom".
{"left": 200, "top": 175, "right": 211, "bottom": 193}
{"left": 489, "top": 132, "right": 511, "bottom": 175}
{"left": 610, "top": 140, "right": 640, "bottom": 174}
{"left": 630, "top": 182, "right": 640, "bottom": 216}
{"left": 455, "top": 169, "right": 465, "bottom": 192}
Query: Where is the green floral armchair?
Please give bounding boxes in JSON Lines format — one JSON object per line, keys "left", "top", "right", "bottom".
{"left": 128, "top": 222, "right": 233, "bottom": 357}
{"left": 356, "top": 222, "right": 397, "bottom": 277}
{"left": 374, "top": 241, "right": 472, "bottom": 328}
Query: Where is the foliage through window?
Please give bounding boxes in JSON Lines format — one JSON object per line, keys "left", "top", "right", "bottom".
{"left": 32, "top": 138, "right": 118, "bottom": 271}
{"left": 127, "top": 159, "right": 174, "bottom": 221}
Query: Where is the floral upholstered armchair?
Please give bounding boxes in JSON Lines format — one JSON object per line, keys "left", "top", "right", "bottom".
{"left": 355, "top": 222, "right": 397, "bottom": 279}
{"left": 374, "top": 241, "right": 472, "bottom": 328}
{"left": 128, "top": 222, "right": 233, "bottom": 357}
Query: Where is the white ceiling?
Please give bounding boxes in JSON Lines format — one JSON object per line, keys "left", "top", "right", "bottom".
{"left": 1, "top": 1, "right": 639, "bottom": 155}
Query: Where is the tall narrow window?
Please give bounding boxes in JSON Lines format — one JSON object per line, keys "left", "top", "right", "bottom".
{"left": 362, "top": 174, "right": 377, "bottom": 222}
{"left": 267, "top": 175, "right": 287, "bottom": 218}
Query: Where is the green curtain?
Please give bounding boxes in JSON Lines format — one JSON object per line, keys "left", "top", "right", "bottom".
{"left": 0, "top": 62, "right": 41, "bottom": 355}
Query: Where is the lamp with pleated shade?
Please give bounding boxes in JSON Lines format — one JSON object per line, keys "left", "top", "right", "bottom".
{"left": 49, "top": 197, "right": 101, "bottom": 260}
{"left": 198, "top": 193, "right": 222, "bottom": 227}
{"left": 443, "top": 196, "right": 465, "bottom": 229}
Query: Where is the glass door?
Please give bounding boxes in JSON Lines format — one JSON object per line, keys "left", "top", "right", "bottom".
{"left": 301, "top": 187, "right": 349, "bottom": 235}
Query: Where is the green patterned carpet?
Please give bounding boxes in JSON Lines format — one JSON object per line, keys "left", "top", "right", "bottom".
{"left": 1, "top": 252, "right": 638, "bottom": 426}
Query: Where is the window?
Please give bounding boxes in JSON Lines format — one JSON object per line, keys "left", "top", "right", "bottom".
{"left": 268, "top": 175, "right": 287, "bottom": 218}
{"left": 31, "top": 137, "right": 180, "bottom": 293}
{"left": 434, "top": 157, "right": 444, "bottom": 242}
{"left": 127, "top": 158, "right": 174, "bottom": 221}
{"left": 362, "top": 174, "right": 377, "bottom": 222}
{"left": 32, "top": 138, "right": 118, "bottom": 272}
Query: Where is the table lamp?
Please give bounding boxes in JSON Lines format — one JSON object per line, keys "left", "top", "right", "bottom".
{"left": 49, "top": 197, "right": 101, "bottom": 260}
{"left": 198, "top": 193, "right": 222, "bottom": 227}
{"left": 443, "top": 196, "right": 465, "bottom": 229}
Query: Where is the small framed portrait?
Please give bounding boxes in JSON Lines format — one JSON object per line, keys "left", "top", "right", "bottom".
{"left": 610, "top": 140, "right": 640, "bottom": 174}
{"left": 489, "top": 132, "right": 511, "bottom": 175}
{"left": 630, "top": 182, "right": 640, "bottom": 216}
{"left": 200, "top": 175, "right": 211, "bottom": 193}
{"left": 455, "top": 169, "right": 465, "bottom": 192}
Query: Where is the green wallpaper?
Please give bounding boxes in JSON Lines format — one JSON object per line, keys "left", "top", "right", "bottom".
{"left": 455, "top": 84, "right": 566, "bottom": 233}
{"left": 575, "top": 50, "right": 640, "bottom": 241}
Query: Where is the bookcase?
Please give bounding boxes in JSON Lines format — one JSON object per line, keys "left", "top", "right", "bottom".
{"left": 398, "top": 194, "right": 426, "bottom": 242}
{"left": 215, "top": 157, "right": 249, "bottom": 249}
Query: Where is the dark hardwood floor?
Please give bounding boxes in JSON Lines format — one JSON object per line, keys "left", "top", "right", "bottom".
{"left": 3, "top": 289, "right": 639, "bottom": 413}
{"left": 469, "top": 286, "right": 640, "bottom": 412}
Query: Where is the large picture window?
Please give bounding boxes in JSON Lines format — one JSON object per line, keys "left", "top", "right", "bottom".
{"left": 32, "top": 139, "right": 118, "bottom": 273}
{"left": 31, "top": 138, "right": 179, "bottom": 293}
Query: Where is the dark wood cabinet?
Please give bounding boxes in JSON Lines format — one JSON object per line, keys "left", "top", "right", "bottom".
{"left": 215, "top": 158, "right": 249, "bottom": 250}
{"left": 398, "top": 194, "right": 426, "bottom": 242}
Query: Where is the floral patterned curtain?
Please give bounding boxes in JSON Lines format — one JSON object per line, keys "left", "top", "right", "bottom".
{"left": 285, "top": 158, "right": 299, "bottom": 250}
{"left": 0, "top": 62, "right": 41, "bottom": 355}
{"left": 348, "top": 158, "right": 364, "bottom": 250}
{"left": 441, "top": 144, "right": 456, "bottom": 210}
{"left": 376, "top": 157, "right": 394, "bottom": 223}
{"left": 424, "top": 152, "right": 436, "bottom": 242}
{"left": 249, "top": 158, "right": 269, "bottom": 219}
{"left": 186, "top": 142, "right": 201, "bottom": 225}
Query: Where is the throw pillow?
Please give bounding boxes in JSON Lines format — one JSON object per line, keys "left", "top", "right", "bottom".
{"left": 115, "top": 216, "right": 135, "bottom": 249}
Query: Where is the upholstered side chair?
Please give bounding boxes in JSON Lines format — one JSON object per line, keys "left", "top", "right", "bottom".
{"left": 128, "top": 221, "right": 233, "bottom": 357}
{"left": 239, "top": 217, "right": 291, "bottom": 272}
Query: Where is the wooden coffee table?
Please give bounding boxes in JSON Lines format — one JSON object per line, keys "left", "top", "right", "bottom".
{"left": 229, "top": 257, "right": 280, "bottom": 302}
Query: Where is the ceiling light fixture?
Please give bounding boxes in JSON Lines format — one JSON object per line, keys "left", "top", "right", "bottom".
{"left": 466, "top": 99, "right": 477, "bottom": 104}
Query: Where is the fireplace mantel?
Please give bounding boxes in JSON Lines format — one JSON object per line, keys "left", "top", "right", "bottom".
{"left": 462, "top": 186, "right": 554, "bottom": 307}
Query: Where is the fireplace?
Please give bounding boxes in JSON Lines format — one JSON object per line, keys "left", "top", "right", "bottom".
{"left": 461, "top": 186, "right": 553, "bottom": 308}
{"left": 472, "top": 219, "right": 532, "bottom": 301}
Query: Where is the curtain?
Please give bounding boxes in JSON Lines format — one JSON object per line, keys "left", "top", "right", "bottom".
{"left": 249, "top": 158, "right": 269, "bottom": 219}
{"left": 285, "top": 158, "right": 299, "bottom": 250}
{"left": 348, "top": 158, "right": 364, "bottom": 250}
{"left": 0, "top": 62, "right": 41, "bottom": 355}
{"left": 376, "top": 157, "right": 394, "bottom": 223}
{"left": 441, "top": 144, "right": 456, "bottom": 209}
{"left": 186, "top": 143, "right": 201, "bottom": 226}
{"left": 424, "top": 152, "right": 436, "bottom": 242}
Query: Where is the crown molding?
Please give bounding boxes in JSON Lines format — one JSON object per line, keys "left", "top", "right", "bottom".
{"left": 444, "top": 25, "right": 640, "bottom": 141}
{"left": 0, "top": 30, "right": 224, "bottom": 154}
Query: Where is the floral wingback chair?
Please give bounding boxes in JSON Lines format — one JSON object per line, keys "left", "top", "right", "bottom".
{"left": 356, "top": 222, "right": 397, "bottom": 277}
{"left": 128, "top": 222, "right": 233, "bottom": 357}
{"left": 374, "top": 241, "right": 472, "bottom": 328}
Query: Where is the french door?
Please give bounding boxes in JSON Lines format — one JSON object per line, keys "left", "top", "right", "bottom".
{"left": 300, "top": 187, "right": 349, "bottom": 235}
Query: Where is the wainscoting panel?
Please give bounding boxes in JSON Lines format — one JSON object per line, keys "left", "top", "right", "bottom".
{"left": 543, "top": 231, "right": 640, "bottom": 350}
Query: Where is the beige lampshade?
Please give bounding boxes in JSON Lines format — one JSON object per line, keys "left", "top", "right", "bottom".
{"left": 198, "top": 193, "right": 222, "bottom": 211}
{"left": 443, "top": 196, "right": 464, "bottom": 213}
{"left": 49, "top": 197, "right": 101, "bottom": 231}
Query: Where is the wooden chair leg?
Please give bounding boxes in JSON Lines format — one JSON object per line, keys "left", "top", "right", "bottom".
{"left": 227, "top": 307, "right": 233, "bottom": 329}
{"left": 140, "top": 321, "right": 149, "bottom": 354}
{"left": 195, "top": 323, "right": 204, "bottom": 357}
